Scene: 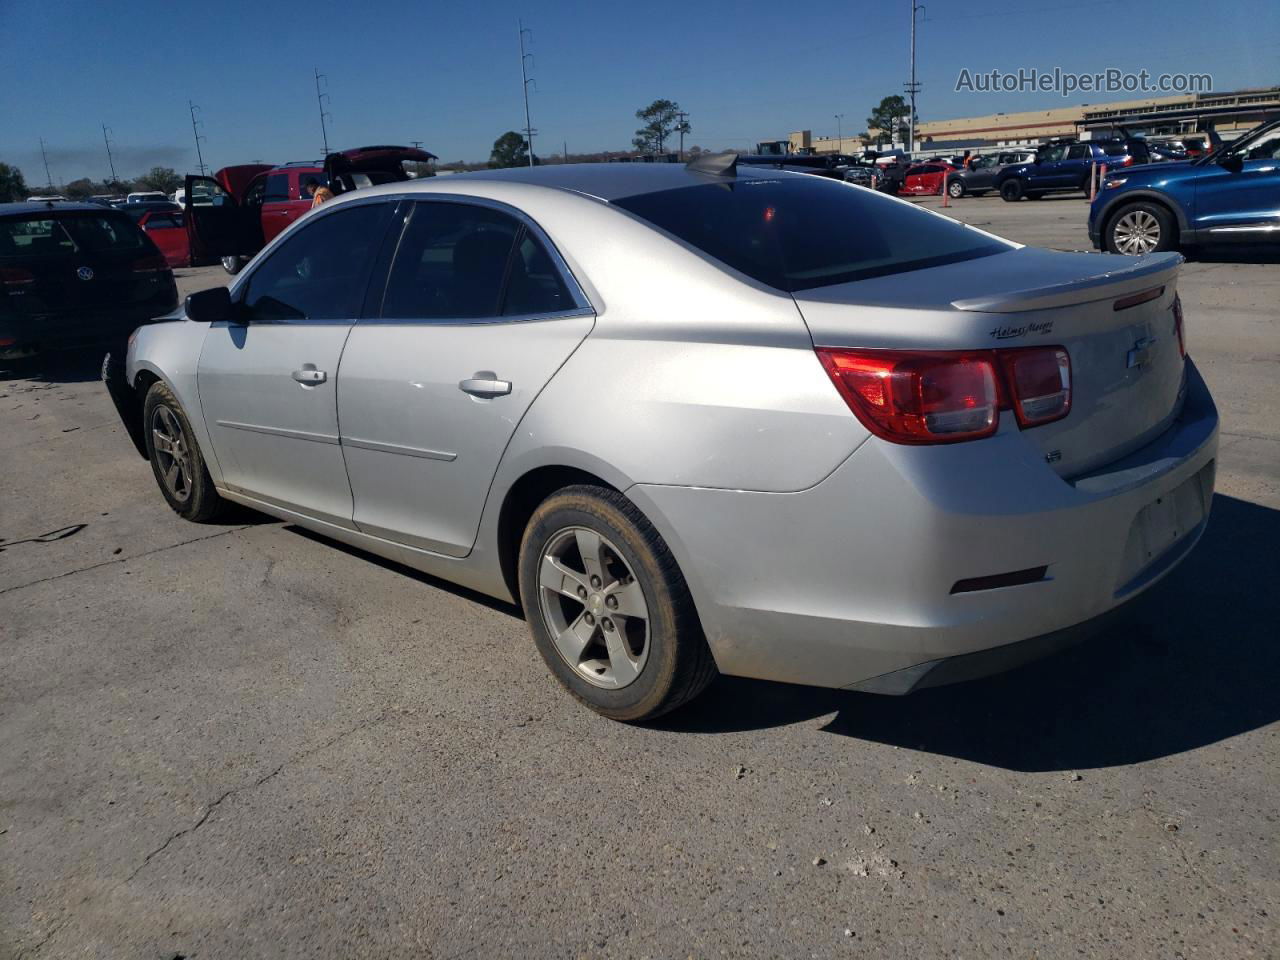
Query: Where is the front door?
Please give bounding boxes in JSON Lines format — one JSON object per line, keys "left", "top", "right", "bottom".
{"left": 197, "top": 199, "right": 394, "bottom": 524}
{"left": 336, "top": 199, "right": 594, "bottom": 556}
{"left": 1194, "top": 126, "right": 1280, "bottom": 237}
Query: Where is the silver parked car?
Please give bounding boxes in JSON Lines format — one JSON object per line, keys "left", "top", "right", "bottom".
{"left": 106, "top": 159, "right": 1218, "bottom": 721}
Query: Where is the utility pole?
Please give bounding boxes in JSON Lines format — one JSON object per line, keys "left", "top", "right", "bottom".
{"left": 675, "top": 110, "right": 689, "bottom": 160}
{"left": 905, "top": 0, "right": 924, "bottom": 153}
{"left": 563, "top": 139, "right": 568, "bottom": 164}
{"left": 39, "top": 138, "right": 54, "bottom": 190}
{"left": 518, "top": 20, "right": 536, "bottom": 167}
{"left": 834, "top": 113, "right": 844, "bottom": 151}
{"left": 314, "top": 69, "right": 332, "bottom": 157}
{"left": 188, "top": 101, "right": 207, "bottom": 176}
{"left": 102, "top": 125, "right": 118, "bottom": 183}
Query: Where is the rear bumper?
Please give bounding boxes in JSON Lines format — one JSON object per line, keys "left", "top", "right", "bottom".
{"left": 629, "top": 360, "right": 1218, "bottom": 693}
{"left": 0, "top": 302, "right": 174, "bottom": 358}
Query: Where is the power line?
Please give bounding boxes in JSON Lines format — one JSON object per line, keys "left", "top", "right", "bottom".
{"left": 518, "top": 20, "right": 536, "bottom": 167}
{"left": 102, "top": 125, "right": 117, "bottom": 183}
{"left": 315, "top": 68, "right": 332, "bottom": 157}
{"left": 188, "top": 101, "right": 207, "bottom": 177}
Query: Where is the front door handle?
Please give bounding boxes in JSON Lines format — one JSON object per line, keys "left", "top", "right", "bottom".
{"left": 459, "top": 372, "right": 511, "bottom": 398}
{"left": 292, "top": 365, "right": 327, "bottom": 385}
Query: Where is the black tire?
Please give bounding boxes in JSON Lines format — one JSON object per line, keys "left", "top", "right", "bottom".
{"left": 947, "top": 178, "right": 965, "bottom": 199}
{"left": 1000, "top": 179, "right": 1023, "bottom": 201}
{"left": 141, "top": 380, "right": 228, "bottom": 523}
{"left": 518, "top": 485, "right": 717, "bottom": 722}
{"left": 221, "top": 256, "right": 244, "bottom": 275}
{"left": 1103, "top": 201, "right": 1177, "bottom": 255}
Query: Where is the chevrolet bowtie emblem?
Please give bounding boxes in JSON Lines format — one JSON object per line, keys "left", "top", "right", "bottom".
{"left": 1127, "top": 336, "right": 1157, "bottom": 369}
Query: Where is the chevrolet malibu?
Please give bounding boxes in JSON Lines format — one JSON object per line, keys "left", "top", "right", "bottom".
{"left": 104, "top": 159, "right": 1218, "bottom": 721}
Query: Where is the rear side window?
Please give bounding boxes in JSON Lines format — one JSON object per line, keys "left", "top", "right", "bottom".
{"left": 1101, "top": 142, "right": 1132, "bottom": 157}
{"left": 263, "top": 173, "right": 290, "bottom": 202}
{"left": 380, "top": 202, "right": 520, "bottom": 320}
{"left": 242, "top": 203, "right": 390, "bottom": 323}
{"left": 613, "top": 177, "right": 1009, "bottom": 292}
{"left": 1066, "top": 144, "right": 1090, "bottom": 160}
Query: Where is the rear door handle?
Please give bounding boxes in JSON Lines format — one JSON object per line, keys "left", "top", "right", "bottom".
{"left": 459, "top": 373, "right": 511, "bottom": 398}
{"left": 292, "top": 366, "right": 327, "bottom": 385}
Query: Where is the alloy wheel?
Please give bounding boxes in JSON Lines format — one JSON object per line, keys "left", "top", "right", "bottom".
{"left": 1113, "top": 210, "right": 1162, "bottom": 254}
{"left": 948, "top": 180, "right": 964, "bottom": 198}
{"left": 537, "top": 526, "right": 650, "bottom": 689}
{"left": 150, "top": 404, "right": 194, "bottom": 503}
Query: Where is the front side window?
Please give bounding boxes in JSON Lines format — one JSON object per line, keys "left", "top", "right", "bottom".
{"left": 1229, "top": 127, "right": 1280, "bottom": 161}
{"left": 613, "top": 176, "right": 1010, "bottom": 293}
{"left": 263, "top": 173, "right": 290, "bottom": 203}
{"left": 241, "top": 202, "right": 390, "bottom": 323}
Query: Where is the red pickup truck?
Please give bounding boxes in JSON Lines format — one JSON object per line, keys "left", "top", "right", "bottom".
{"left": 184, "top": 145, "right": 435, "bottom": 273}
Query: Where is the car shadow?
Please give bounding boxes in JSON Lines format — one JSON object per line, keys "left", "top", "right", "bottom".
{"left": 1183, "top": 244, "right": 1280, "bottom": 265}
{"left": 0, "top": 344, "right": 116, "bottom": 385}
{"left": 656, "top": 493, "right": 1280, "bottom": 772}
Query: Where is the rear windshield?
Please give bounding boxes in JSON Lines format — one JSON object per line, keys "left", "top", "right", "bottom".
{"left": 0, "top": 214, "right": 147, "bottom": 258}
{"left": 613, "top": 177, "right": 1009, "bottom": 292}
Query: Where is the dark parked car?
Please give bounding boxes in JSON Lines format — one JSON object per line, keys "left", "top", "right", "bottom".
{"left": 995, "top": 138, "right": 1151, "bottom": 201}
{"left": 944, "top": 150, "right": 1037, "bottom": 198}
{"left": 184, "top": 145, "right": 436, "bottom": 274}
{"left": 0, "top": 202, "right": 177, "bottom": 359}
{"left": 1089, "top": 117, "right": 1280, "bottom": 254}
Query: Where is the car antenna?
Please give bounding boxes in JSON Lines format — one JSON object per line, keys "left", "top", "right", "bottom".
{"left": 686, "top": 152, "right": 738, "bottom": 176}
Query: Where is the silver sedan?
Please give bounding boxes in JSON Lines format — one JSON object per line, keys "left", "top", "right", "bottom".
{"left": 106, "top": 159, "right": 1218, "bottom": 721}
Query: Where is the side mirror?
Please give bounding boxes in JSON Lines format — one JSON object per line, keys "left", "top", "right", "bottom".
{"left": 184, "top": 286, "right": 237, "bottom": 325}
{"left": 1218, "top": 153, "right": 1244, "bottom": 173}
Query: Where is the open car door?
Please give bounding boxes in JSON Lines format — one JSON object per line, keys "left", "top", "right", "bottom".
{"left": 183, "top": 164, "right": 272, "bottom": 264}
{"left": 323, "top": 145, "right": 437, "bottom": 196}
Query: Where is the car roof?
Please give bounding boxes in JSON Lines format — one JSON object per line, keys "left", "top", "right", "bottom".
{"left": 0, "top": 201, "right": 130, "bottom": 217}
{"left": 433, "top": 161, "right": 809, "bottom": 202}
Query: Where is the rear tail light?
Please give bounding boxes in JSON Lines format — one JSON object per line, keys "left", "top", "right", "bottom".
{"left": 817, "top": 345, "right": 1073, "bottom": 444}
{"left": 816, "top": 349, "right": 999, "bottom": 444}
{"left": 1173, "top": 293, "right": 1186, "bottom": 357}
{"left": 131, "top": 254, "right": 168, "bottom": 273}
{"left": 1122, "top": 155, "right": 1135, "bottom": 167}
{"left": 1, "top": 267, "right": 35, "bottom": 285}
{"left": 997, "top": 347, "right": 1072, "bottom": 427}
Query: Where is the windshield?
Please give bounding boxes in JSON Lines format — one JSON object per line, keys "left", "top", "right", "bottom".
{"left": 0, "top": 213, "right": 147, "bottom": 258}
{"left": 612, "top": 177, "right": 1010, "bottom": 292}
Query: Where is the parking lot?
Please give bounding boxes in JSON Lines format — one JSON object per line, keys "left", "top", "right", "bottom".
{"left": 2, "top": 193, "right": 1277, "bottom": 959}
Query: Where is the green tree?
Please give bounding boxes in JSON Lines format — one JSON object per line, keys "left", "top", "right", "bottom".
{"left": 135, "top": 166, "right": 181, "bottom": 194}
{"left": 64, "top": 177, "right": 98, "bottom": 199}
{"left": 0, "top": 162, "right": 29, "bottom": 202}
{"left": 632, "top": 99, "right": 689, "bottom": 155}
{"left": 866, "top": 96, "right": 913, "bottom": 146}
{"left": 489, "top": 131, "right": 529, "bottom": 169}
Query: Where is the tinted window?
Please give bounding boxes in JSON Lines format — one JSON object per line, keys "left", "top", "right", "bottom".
{"left": 0, "top": 218, "right": 76, "bottom": 257}
{"left": 503, "top": 231, "right": 574, "bottom": 316}
{"left": 380, "top": 202, "right": 519, "bottom": 319}
{"left": 242, "top": 203, "right": 390, "bottom": 323}
{"left": 263, "top": 173, "right": 290, "bottom": 202}
{"left": 1066, "top": 144, "right": 1090, "bottom": 160}
{"left": 1039, "top": 145, "right": 1068, "bottom": 162}
{"left": 613, "top": 177, "right": 1008, "bottom": 292}
{"left": 144, "top": 213, "right": 184, "bottom": 230}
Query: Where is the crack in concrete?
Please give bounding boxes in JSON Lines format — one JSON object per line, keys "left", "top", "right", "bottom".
{"left": 17, "top": 712, "right": 389, "bottom": 958}
{"left": 0, "top": 526, "right": 254, "bottom": 598}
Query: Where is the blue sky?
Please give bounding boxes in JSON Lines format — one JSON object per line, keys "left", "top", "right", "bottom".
{"left": 3, "top": 0, "right": 1277, "bottom": 182}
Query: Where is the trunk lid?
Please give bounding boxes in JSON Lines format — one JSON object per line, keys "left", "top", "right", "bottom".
{"left": 324, "top": 145, "right": 437, "bottom": 192}
{"left": 793, "top": 248, "right": 1187, "bottom": 477}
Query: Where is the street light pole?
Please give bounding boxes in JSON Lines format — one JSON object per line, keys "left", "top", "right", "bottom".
{"left": 905, "top": 1, "right": 924, "bottom": 153}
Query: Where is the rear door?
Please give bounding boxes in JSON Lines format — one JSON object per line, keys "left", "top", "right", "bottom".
{"left": 1193, "top": 125, "right": 1280, "bottom": 236}
{"left": 336, "top": 198, "right": 594, "bottom": 556}
{"left": 196, "top": 199, "right": 395, "bottom": 523}
{"left": 1064, "top": 143, "right": 1092, "bottom": 188}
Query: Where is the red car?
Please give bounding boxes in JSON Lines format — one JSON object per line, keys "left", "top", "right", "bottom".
{"left": 900, "top": 161, "right": 957, "bottom": 196}
{"left": 184, "top": 145, "right": 435, "bottom": 274}
{"left": 127, "top": 205, "right": 189, "bottom": 268}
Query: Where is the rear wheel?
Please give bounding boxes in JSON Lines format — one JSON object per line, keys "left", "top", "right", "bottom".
{"left": 1105, "top": 202, "right": 1176, "bottom": 255}
{"left": 221, "top": 256, "right": 244, "bottom": 275}
{"left": 518, "top": 485, "right": 717, "bottom": 722}
{"left": 947, "top": 178, "right": 965, "bottom": 199}
{"left": 1000, "top": 180, "right": 1023, "bottom": 202}
{"left": 142, "top": 381, "right": 228, "bottom": 522}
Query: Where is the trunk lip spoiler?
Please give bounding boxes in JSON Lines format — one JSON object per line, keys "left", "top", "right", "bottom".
{"left": 951, "top": 252, "right": 1183, "bottom": 314}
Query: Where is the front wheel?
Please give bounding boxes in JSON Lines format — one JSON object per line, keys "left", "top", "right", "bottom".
{"left": 221, "top": 256, "right": 244, "bottom": 275}
{"left": 1105, "top": 202, "right": 1177, "bottom": 255}
{"left": 518, "top": 485, "right": 717, "bottom": 722}
{"left": 1000, "top": 180, "right": 1023, "bottom": 201}
{"left": 142, "top": 381, "right": 228, "bottom": 522}
{"left": 947, "top": 179, "right": 965, "bottom": 198}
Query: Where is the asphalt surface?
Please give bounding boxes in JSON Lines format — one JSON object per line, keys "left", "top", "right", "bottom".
{"left": 2, "top": 198, "right": 1277, "bottom": 960}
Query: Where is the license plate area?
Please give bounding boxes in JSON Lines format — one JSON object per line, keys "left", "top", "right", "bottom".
{"left": 1115, "top": 462, "right": 1214, "bottom": 596}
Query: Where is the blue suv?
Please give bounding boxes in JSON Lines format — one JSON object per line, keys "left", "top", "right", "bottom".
{"left": 995, "top": 138, "right": 1149, "bottom": 202}
{"left": 1090, "top": 119, "right": 1280, "bottom": 255}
